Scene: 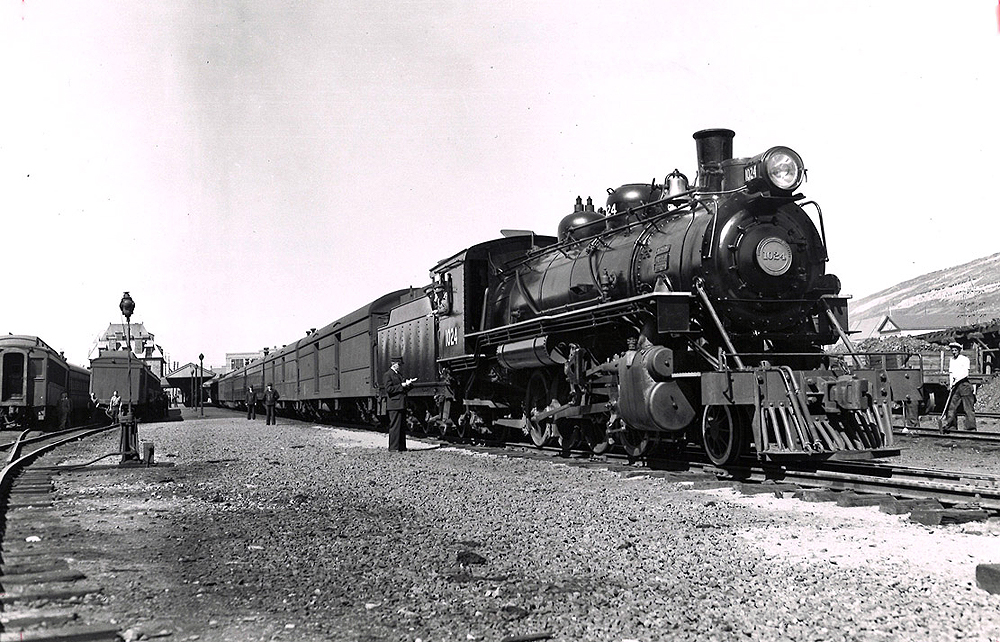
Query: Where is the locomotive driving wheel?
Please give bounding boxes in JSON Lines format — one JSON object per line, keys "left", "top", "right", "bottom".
{"left": 619, "top": 425, "right": 657, "bottom": 459}
{"left": 556, "top": 420, "right": 581, "bottom": 451}
{"left": 582, "top": 418, "right": 611, "bottom": 454}
{"left": 701, "top": 405, "right": 749, "bottom": 466}
{"left": 433, "top": 416, "right": 455, "bottom": 439}
{"left": 524, "top": 371, "right": 554, "bottom": 448}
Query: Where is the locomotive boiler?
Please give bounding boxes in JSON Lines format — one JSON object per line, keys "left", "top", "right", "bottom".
{"left": 418, "top": 129, "right": 919, "bottom": 464}
{"left": 495, "top": 132, "right": 833, "bottom": 333}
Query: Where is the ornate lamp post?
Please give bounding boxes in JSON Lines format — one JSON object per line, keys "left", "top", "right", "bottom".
{"left": 118, "top": 292, "right": 139, "bottom": 462}
{"left": 199, "top": 353, "right": 204, "bottom": 417}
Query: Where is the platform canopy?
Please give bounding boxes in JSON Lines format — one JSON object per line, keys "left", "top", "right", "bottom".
{"left": 165, "top": 363, "right": 216, "bottom": 406}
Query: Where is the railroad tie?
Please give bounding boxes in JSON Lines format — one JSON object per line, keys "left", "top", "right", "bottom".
{"left": 835, "top": 492, "right": 885, "bottom": 508}
{"left": 878, "top": 498, "right": 943, "bottom": 515}
{"left": 908, "top": 508, "right": 990, "bottom": 526}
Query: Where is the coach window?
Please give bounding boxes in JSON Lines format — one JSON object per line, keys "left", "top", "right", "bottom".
{"left": 2, "top": 353, "right": 25, "bottom": 401}
{"left": 47, "top": 360, "right": 68, "bottom": 387}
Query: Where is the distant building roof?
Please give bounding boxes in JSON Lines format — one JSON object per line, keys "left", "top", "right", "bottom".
{"left": 849, "top": 317, "right": 882, "bottom": 341}
{"left": 877, "top": 313, "right": 964, "bottom": 334}
{"left": 851, "top": 313, "right": 965, "bottom": 341}
{"left": 919, "top": 317, "right": 1000, "bottom": 345}
{"left": 102, "top": 323, "right": 154, "bottom": 338}
{"left": 166, "top": 363, "right": 216, "bottom": 379}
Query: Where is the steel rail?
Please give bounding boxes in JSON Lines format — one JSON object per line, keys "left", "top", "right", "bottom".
{"left": 244, "top": 409, "right": 1000, "bottom": 514}
{"left": 703, "top": 456, "right": 1000, "bottom": 509}
{"left": 758, "top": 467, "right": 1000, "bottom": 509}
{"left": 495, "top": 439, "right": 1000, "bottom": 510}
{"left": 1, "top": 421, "right": 113, "bottom": 452}
{"left": 1, "top": 425, "right": 118, "bottom": 490}
{"left": 893, "top": 426, "right": 1000, "bottom": 443}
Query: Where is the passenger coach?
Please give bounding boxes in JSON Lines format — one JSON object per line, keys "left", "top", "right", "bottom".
{"left": 0, "top": 335, "right": 90, "bottom": 429}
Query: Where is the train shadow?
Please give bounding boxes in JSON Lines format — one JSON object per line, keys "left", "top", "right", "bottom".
{"left": 646, "top": 459, "right": 696, "bottom": 472}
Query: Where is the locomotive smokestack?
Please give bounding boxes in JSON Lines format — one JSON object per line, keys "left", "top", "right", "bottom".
{"left": 693, "top": 128, "right": 735, "bottom": 191}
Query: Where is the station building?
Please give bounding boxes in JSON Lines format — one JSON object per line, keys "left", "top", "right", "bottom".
{"left": 224, "top": 351, "right": 266, "bottom": 374}
{"left": 89, "top": 323, "right": 169, "bottom": 379}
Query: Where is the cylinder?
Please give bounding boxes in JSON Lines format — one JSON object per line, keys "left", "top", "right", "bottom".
{"left": 496, "top": 337, "right": 567, "bottom": 370}
{"left": 643, "top": 346, "right": 674, "bottom": 380}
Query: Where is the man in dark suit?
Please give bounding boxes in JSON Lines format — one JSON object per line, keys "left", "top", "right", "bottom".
{"left": 57, "top": 391, "right": 73, "bottom": 429}
{"left": 263, "top": 383, "right": 280, "bottom": 425}
{"left": 384, "top": 354, "right": 416, "bottom": 451}
{"left": 246, "top": 386, "right": 257, "bottom": 420}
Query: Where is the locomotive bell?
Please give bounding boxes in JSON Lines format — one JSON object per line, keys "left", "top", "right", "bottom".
{"left": 558, "top": 196, "right": 604, "bottom": 242}
{"left": 665, "top": 169, "right": 689, "bottom": 196}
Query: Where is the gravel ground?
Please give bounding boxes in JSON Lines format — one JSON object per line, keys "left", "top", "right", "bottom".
{"left": 897, "top": 416, "right": 1000, "bottom": 474}
{"left": 31, "top": 408, "right": 1000, "bottom": 642}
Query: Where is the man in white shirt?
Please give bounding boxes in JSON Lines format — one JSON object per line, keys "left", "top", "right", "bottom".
{"left": 942, "top": 342, "right": 976, "bottom": 433}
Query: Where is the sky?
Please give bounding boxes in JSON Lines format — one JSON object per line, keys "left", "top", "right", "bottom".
{"left": 2, "top": 1, "right": 998, "bottom": 369}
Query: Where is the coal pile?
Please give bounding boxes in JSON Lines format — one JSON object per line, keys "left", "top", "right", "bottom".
{"left": 855, "top": 336, "right": 940, "bottom": 353}
{"left": 975, "top": 377, "right": 1000, "bottom": 412}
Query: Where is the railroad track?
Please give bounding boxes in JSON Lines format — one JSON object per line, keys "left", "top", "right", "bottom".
{"left": 894, "top": 425, "right": 1000, "bottom": 443}
{"left": 713, "top": 459, "right": 1000, "bottom": 512}
{"left": 0, "top": 424, "right": 123, "bottom": 641}
{"left": 444, "top": 434, "right": 1000, "bottom": 525}
{"left": 230, "top": 407, "right": 1000, "bottom": 524}
{"left": 305, "top": 405, "right": 1000, "bottom": 521}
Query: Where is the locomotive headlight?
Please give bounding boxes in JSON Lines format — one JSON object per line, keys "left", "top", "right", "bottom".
{"left": 765, "top": 149, "right": 803, "bottom": 190}
{"left": 744, "top": 146, "right": 805, "bottom": 194}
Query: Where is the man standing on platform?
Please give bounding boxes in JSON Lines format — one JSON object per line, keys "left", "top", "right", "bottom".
{"left": 263, "top": 382, "right": 280, "bottom": 426}
{"left": 383, "top": 354, "right": 416, "bottom": 451}
{"left": 57, "top": 391, "right": 72, "bottom": 429}
{"left": 246, "top": 385, "right": 257, "bottom": 420}
{"left": 109, "top": 390, "right": 122, "bottom": 423}
{"left": 942, "top": 341, "right": 977, "bottom": 433}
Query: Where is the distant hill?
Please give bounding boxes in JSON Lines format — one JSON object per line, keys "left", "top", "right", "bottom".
{"left": 849, "top": 252, "right": 1000, "bottom": 333}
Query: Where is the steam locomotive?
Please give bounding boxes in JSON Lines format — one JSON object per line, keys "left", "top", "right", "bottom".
{"left": 219, "top": 129, "right": 919, "bottom": 464}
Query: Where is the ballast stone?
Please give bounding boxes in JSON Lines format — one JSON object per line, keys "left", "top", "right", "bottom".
{"left": 976, "top": 564, "right": 1000, "bottom": 594}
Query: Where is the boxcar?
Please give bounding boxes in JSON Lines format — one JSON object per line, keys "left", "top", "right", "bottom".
{"left": 90, "top": 350, "right": 166, "bottom": 421}
{"left": 217, "top": 288, "right": 424, "bottom": 423}
{"left": 0, "top": 335, "right": 91, "bottom": 429}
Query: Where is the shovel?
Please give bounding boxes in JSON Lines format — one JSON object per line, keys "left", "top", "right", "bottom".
{"left": 937, "top": 385, "right": 955, "bottom": 431}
